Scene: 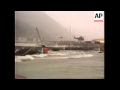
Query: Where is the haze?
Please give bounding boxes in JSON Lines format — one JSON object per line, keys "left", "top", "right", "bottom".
{"left": 15, "top": 11, "right": 104, "bottom": 41}
{"left": 44, "top": 11, "right": 104, "bottom": 40}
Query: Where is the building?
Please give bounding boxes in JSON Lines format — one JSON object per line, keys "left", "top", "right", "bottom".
{"left": 92, "top": 39, "right": 104, "bottom": 44}
{"left": 15, "top": 37, "right": 41, "bottom": 43}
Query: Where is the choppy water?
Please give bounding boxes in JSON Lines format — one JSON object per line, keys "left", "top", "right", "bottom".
{"left": 15, "top": 50, "right": 94, "bottom": 62}
{"left": 15, "top": 50, "right": 104, "bottom": 79}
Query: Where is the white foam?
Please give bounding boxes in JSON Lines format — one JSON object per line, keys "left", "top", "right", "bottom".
{"left": 15, "top": 51, "right": 94, "bottom": 62}
{"left": 15, "top": 55, "right": 35, "bottom": 62}
{"left": 25, "top": 55, "right": 35, "bottom": 60}
{"left": 69, "top": 55, "right": 83, "bottom": 59}
{"left": 69, "top": 54, "right": 93, "bottom": 59}
{"left": 48, "top": 51, "right": 85, "bottom": 56}
{"left": 83, "top": 54, "right": 94, "bottom": 57}
{"left": 48, "top": 53, "right": 67, "bottom": 56}
{"left": 48, "top": 57, "right": 69, "bottom": 59}
{"left": 31, "top": 54, "right": 48, "bottom": 58}
{"left": 37, "top": 54, "right": 93, "bottom": 59}
{"left": 37, "top": 56, "right": 69, "bottom": 59}
{"left": 15, "top": 58, "right": 22, "bottom": 62}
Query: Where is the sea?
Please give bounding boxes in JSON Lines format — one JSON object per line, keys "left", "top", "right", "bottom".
{"left": 15, "top": 50, "right": 104, "bottom": 79}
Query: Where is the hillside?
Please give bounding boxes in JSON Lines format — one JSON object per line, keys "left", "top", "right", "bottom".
{"left": 15, "top": 11, "right": 71, "bottom": 41}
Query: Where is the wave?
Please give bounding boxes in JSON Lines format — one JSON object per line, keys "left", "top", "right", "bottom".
{"left": 15, "top": 55, "right": 35, "bottom": 62}
{"left": 31, "top": 54, "right": 48, "bottom": 58}
{"left": 15, "top": 51, "right": 94, "bottom": 62}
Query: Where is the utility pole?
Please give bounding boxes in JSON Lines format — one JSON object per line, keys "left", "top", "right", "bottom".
{"left": 70, "top": 26, "right": 71, "bottom": 52}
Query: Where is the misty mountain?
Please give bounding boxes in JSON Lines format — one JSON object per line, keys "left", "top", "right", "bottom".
{"left": 15, "top": 11, "right": 71, "bottom": 41}
{"left": 15, "top": 19, "right": 51, "bottom": 39}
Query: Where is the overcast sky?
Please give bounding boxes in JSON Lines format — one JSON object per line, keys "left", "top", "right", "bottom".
{"left": 44, "top": 11, "right": 104, "bottom": 40}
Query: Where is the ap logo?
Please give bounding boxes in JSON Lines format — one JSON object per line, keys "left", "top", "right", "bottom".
{"left": 94, "top": 11, "right": 104, "bottom": 22}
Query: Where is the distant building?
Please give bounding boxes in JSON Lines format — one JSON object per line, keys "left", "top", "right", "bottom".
{"left": 15, "top": 37, "right": 41, "bottom": 43}
{"left": 58, "top": 41, "right": 77, "bottom": 45}
{"left": 92, "top": 39, "right": 104, "bottom": 44}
